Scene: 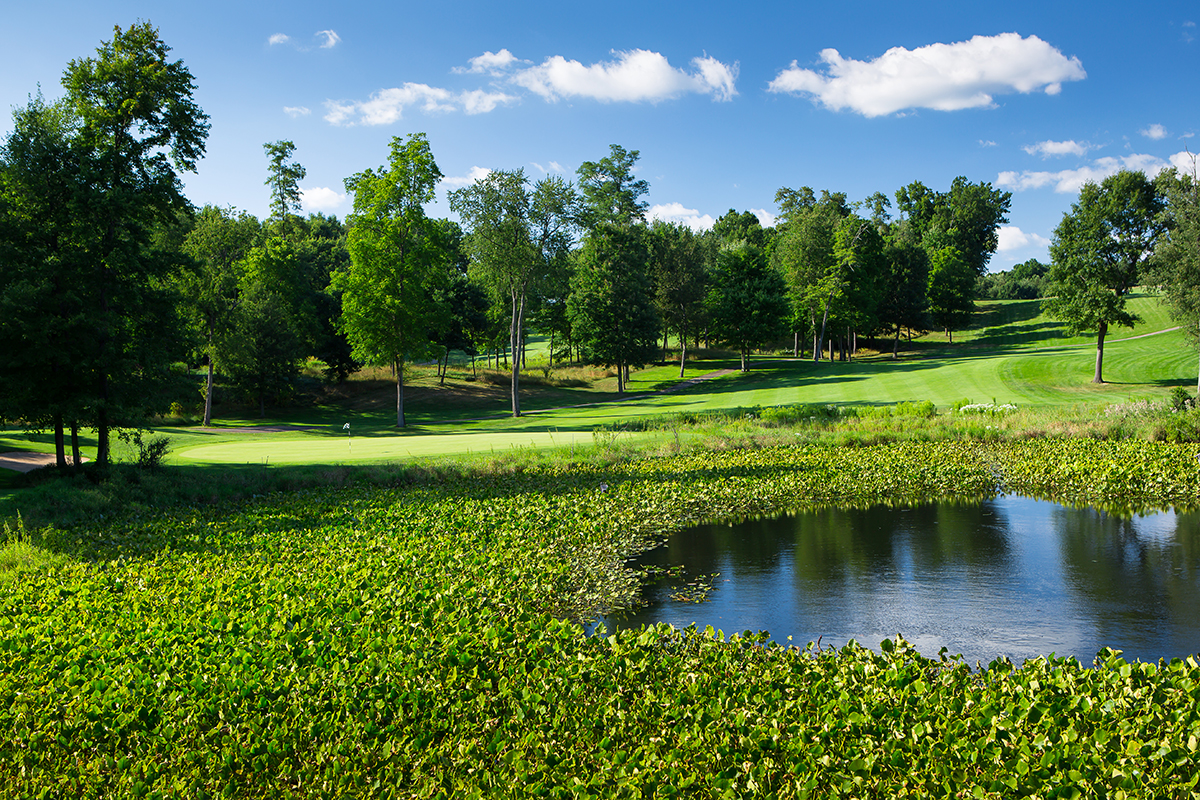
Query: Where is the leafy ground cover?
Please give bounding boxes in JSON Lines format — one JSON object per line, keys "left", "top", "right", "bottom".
{"left": 4, "top": 439, "right": 1200, "bottom": 797}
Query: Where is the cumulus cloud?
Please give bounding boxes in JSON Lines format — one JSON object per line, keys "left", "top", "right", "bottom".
{"left": 441, "top": 166, "right": 493, "bottom": 189}
{"left": 1141, "top": 123, "right": 1168, "bottom": 140}
{"left": 316, "top": 30, "right": 341, "bottom": 49}
{"left": 750, "top": 208, "right": 776, "bottom": 228}
{"left": 325, "top": 84, "right": 457, "bottom": 125}
{"left": 283, "top": 106, "right": 311, "bottom": 118}
{"left": 997, "top": 151, "right": 1190, "bottom": 193}
{"left": 511, "top": 49, "right": 738, "bottom": 103}
{"left": 460, "top": 89, "right": 518, "bottom": 115}
{"left": 269, "top": 33, "right": 290, "bottom": 46}
{"left": 648, "top": 202, "right": 716, "bottom": 231}
{"left": 768, "top": 33, "right": 1085, "bottom": 117}
{"left": 997, "top": 226, "right": 1051, "bottom": 252}
{"left": 454, "top": 49, "right": 521, "bottom": 75}
{"left": 1023, "top": 139, "right": 1090, "bottom": 158}
{"left": 301, "top": 186, "right": 347, "bottom": 213}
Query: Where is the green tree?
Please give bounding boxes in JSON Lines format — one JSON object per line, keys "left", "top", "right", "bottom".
{"left": 877, "top": 222, "right": 930, "bottom": 358}
{"left": 576, "top": 144, "right": 649, "bottom": 228}
{"left": 0, "top": 96, "right": 92, "bottom": 466}
{"left": 264, "top": 140, "right": 306, "bottom": 227}
{"left": 926, "top": 245, "right": 975, "bottom": 342}
{"left": 648, "top": 220, "right": 707, "bottom": 376}
{"left": 711, "top": 209, "right": 768, "bottom": 249}
{"left": 1044, "top": 170, "right": 1166, "bottom": 383}
{"left": 450, "top": 169, "right": 538, "bottom": 416}
{"left": 567, "top": 225, "right": 659, "bottom": 392}
{"left": 1151, "top": 158, "right": 1200, "bottom": 394}
{"left": 771, "top": 188, "right": 851, "bottom": 360}
{"left": 62, "top": 22, "right": 209, "bottom": 465}
{"left": 179, "top": 205, "right": 262, "bottom": 425}
{"left": 334, "top": 134, "right": 448, "bottom": 427}
{"left": 707, "top": 243, "right": 788, "bottom": 371}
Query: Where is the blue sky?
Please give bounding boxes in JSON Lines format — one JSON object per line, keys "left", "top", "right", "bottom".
{"left": 2, "top": 0, "right": 1196, "bottom": 270}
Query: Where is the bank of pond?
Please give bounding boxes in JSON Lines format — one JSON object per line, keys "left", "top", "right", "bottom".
{"left": 3, "top": 438, "right": 1200, "bottom": 796}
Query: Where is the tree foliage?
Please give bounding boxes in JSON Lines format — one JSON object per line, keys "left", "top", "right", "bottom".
{"left": 1045, "top": 170, "right": 1166, "bottom": 383}
{"left": 336, "top": 134, "right": 448, "bottom": 427}
{"left": 707, "top": 243, "right": 788, "bottom": 371}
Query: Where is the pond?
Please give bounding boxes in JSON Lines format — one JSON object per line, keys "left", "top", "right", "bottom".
{"left": 602, "top": 495, "right": 1200, "bottom": 666}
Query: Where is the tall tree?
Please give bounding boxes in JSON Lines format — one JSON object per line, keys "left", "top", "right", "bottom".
{"left": 264, "top": 140, "right": 306, "bottom": 226}
{"left": 0, "top": 96, "right": 91, "bottom": 466}
{"left": 707, "top": 242, "right": 788, "bottom": 371}
{"left": 1044, "top": 170, "right": 1166, "bottom": 383}
{"left": 62, "top": 22, "right": 209, "bottom": 465}
{"left": 334, "top": 134, "right": 448, "bottom": 427}
{"left": 567, "top": 224, "right": 659, "bottom": 393}
{"left": 877, "top": 221, "right": 930, "bottom": 358}
{"left": 925, "top": 245, "right": 975, "bottom": 342}
{"left": 179, "top": 205, "right": 261, "bottom": 425}
{"left": 648, "top": 220, "right": 707, "bottom": 376}
{"left": 1151, "top": 158, "right": 1200, "bottom": 394}
{"left": 576, "top": 144, "right": 648, "bottom": 228}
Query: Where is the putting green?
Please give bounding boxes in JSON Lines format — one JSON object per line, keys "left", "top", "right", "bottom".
{"left": 175, "top": 429, "right": 606, "bottom": 465}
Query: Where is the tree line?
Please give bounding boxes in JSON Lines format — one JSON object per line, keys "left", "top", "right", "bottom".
{"left": 5, "top": 24, "right": 1198, "bottom": 468}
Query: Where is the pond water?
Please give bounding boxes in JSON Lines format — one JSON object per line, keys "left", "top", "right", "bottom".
{"left": 602, "top": 496, "right": 1200, "bottom": 666}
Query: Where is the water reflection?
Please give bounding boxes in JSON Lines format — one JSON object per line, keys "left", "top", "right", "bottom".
{"left": 604, "top": 496, "right": 1200, "bottom": 665}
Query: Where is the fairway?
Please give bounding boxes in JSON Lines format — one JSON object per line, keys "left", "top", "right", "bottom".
{"left": 175, "top": 428, "right": 605, "bottom": 464}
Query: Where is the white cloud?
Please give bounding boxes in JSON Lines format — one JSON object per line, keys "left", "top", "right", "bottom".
{"left": 316, "top": 30, "right": 341, "bottom": 49}
{"left": 979, "top": 140, "right": 998, "bottom": 148}
{"left": 1170, "top": 150, "right": 1199, "bottom": 175}
{"left": 325, "top": 84, "right": 456, "bottom": 125}
{"left": 454, "top": 49, "right": 521, "bottom": 75}
{"left": 301, "top": 186, "right": 347, "bottom": 212}
{"left": 283, "top": 106, "right": 311, "bottom": 118}
{"left": 512, "top": 49, "right": 738, "bottom": 103}
{"left": 269, "top": 33, "right": 290, "bottom": 46}
{"left": 531, "top": 161, "right": 565, "bottom": 175}
{"left": 750, "top": 208, "right": 776, "bottom": 228}
{"left": 460, "top": 89, "right": 518, "bottom": 115}
{"left": 648, "top": 202, "right": 716, "bottom": 231}
{"left": 768, "top": 33, "right": 1085, "bottom": 117}
{"left": 997, "top": 226, "right": 1051, "bottom": 252}
{"left": 325, "top": 84, "right": 517, "bottom": 125}
{"left": 997, "top": 151, "right": 1190, "bottom": 193}
{"left": 441, "top": 166, "right": 493, "bottom": 189}
{"left": 1141, "top": 123, "right": 1168, "bottom": 140}
{"left": 1022, "top": 139, "right": 1089, "bottom": 158}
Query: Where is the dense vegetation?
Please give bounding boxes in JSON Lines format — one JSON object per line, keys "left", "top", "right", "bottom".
{"left": 3, "top": 438, "right": 1200, "bottom": 797}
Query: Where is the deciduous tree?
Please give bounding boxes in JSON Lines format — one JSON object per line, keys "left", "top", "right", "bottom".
{"left": 1045, "top": 170, "right": 1166, "bottom": 383}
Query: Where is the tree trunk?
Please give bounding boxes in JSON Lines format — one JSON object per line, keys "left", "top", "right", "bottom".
{"left": 71, "top": 421, "right": 80, "bottom": 469}
{"left": 893, "top": 325, "right": 901, "bottom": 359}
{"left": 396, "top": 358, "right": 406, "bottom": 427}
{"left": 54, "top": 414, "right": 66, "bottom": 468}
{"left": 203, "top": 358, "right": 215, "bottom": 426}
{"left": 793, "top": 331, "right": 798, "bottom": 358}
{"left": 616, "top": 360, "right": 624, "bottom": 393}
{"left": 1093, "top": 320, "right": 1108, "bottom": 384}
{"left": 740, "top": 348, "right": 747, "bottom": 372}
{"left": 510, "top": 291, "right": 524, "bottom": 418}
{"left": 679, "top": 331, "right": 687, "bottom": 378}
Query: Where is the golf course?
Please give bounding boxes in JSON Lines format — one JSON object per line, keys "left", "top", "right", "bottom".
{"left": 6, "top": 294, "right": 1200, "bottom": 797}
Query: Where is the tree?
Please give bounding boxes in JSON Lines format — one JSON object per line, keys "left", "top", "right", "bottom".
{"left": 576, "top": 144, "right": 649, "bottom": 228}
{"left": 771, "top": 188, "right": 851, "bottom": 360}
{"left": 707, "top": 243, "right": 788, "bottom": 371}
{"left": 179, "top": 205, "right": 261, "bottom": 425}
{"left": 877, "top": 222, "right": 930, "bottom": 358}
{"left": 450, "top": 169, "right": 564, "bottom": 416}
{"left": 567, "top": 224, "right": 659, "bottom": 392}
{"left": 711, "top": 209, "right": 768, "bottom": 249}
{"left": 1045, "top": 170, "right": 1166, "bottom": 383}
{"left": 926, "top": 245, "right": 975, "bottom": 342}
{"left": 335, "top": 134, "right": 448, "bottom": 427}
{"left": 0, "top": 95, "right": 92, "bottom": 466}
{"left": 648, "top": 220, "right": 707, "bottom": 376}
{"left": 264, "top": 140, "right": 306, "bottom": 226}
{"left": 1151, "top": 157, "right": 1200, "bottom": 394}
{"left": 61, "top": 22, "right": 209, "bottom": 465}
